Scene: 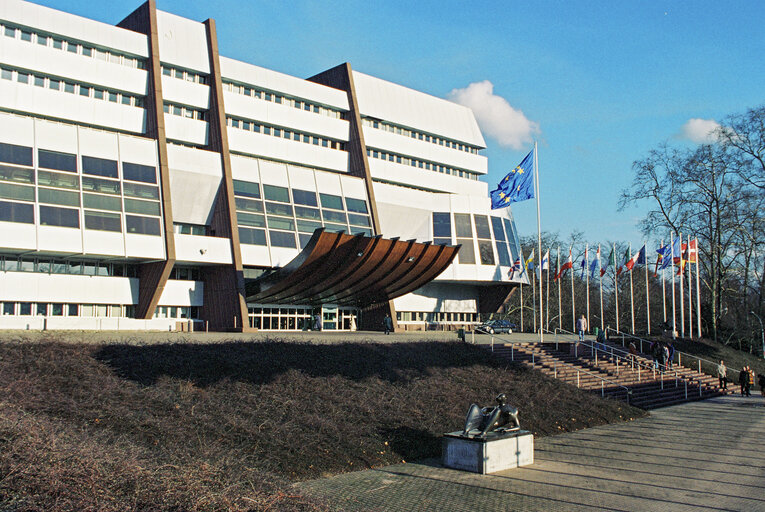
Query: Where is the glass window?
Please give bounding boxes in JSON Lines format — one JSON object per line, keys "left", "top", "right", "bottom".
{"left": 0, "top": 201, "right": 34, "bottom": 223}
{"left": 34, "top": 75, "right": 45, "bottom": 87}
{"left": 83, "top": 193, "right": 121, "bottom": 211}
{"left": 296, "top": 219, "right": 322, "bottom": 233}
{"left": 503, "top": 218, "right": 518, "bottom": 254}
{"left": 495, "top": 242, "right": 511, "bottom": 267}
{"left": 265, "top": 202, "right": 293, "bottom": 217}
{"left": 79, "top": 85, "right": 90, "bottom": 97}
{"left": 17, "top": 72, "right": 28, "bottom": 84}
{"left": 38, "top": 188, "right": 80, "bottom": 207}
{"left": 294, "top": 206, "right": 320, "bottom": 220}
{"left": 236, "top": 212, "right": 265, "bottom": 228}
{"left": 82, "top": 46, "right": 92, "bottom": 57}
{"left": 432, "top": 212, "right": 451, "bottom": 239}
{"left": 234, "top": 197, "right": 263, "bottom": 213}
{"left": 319, "top": 193, "right": 343, "bottom": 210}
{"left": 94, "top": 88, "right": 104, "bottom": 100}
{"left": 263, "top": 184, "right": 289, "bottom": 203}
{"left": 0, "top": 165, "right": 35, "bottom": 184}
{"left": 122, "top": 162, "right": 157, "bottom": 184}
{"left": 52, "top": 38, "right": 63, "bottom": 49}
{"left": 233, "top": 180, "right": 260, "bottom": 198}
{"left": 124, "top": 198, "right": 160, "bottom": 216}
{"left": 474, "top": 215, "right": 491, "bottom": 239}
{"left": 108, "top": 92, "right": 118, "bottom": 103}
{"left": 36, "top": 303, "right": 47, "bottom": 316}
{"left": 269, "top": 230, "right": 296, "bottom": 248}
{"left": 454, "top": 213, "right": 473, "bottom": 238}
{"left": 48, "top": 79, "right": 60, "bottom": 91}
{"left": 123, "top": 182, "right": 159, "bottom": 200}
{"left": 19, "top": 302, "right": 32, "bottom": 315}
{"left": 238, "top": 227, "right": 266, "bottom": 246}
{"left": 350, "top": 226, "right": 372, "bottom": 236}
{"left": 348, "top": 214, "right": 370, "bottom": 227}
{"left": 345, "top": 197, "right": 368, "bottom": 214}
{"left": 39, "top": 205, "right": 79, "bottom": 228}
{"left": 0, "top": 142, "right": 33, "bottom": 167}
{"left": 457, "top": 239, "right": 475, "bottom": 264}
{"left": 2, "top": 302, "right": 15, "bottom": 316}
{"left": 67, "top": 304, "right": 78, "bottom": 316}
{"left": 38, "top": 149, "right": 77, "bottom": 173}
{"left": 0, "top": 182, "right": 34, "bottom": 202}
{"left": 84, "top": 210, "right": 121, "bottom": 232}
{"left": 81, "top": 156, "right": 118, "bottom": 178}
{"left": 478, "top": 240, "right": 495, "bottom": 265}
{"left": 267, "top": 216, "right": 295, "bottom": 231}
{"left": 322, "top": 210, "right": 347, "bottom": 224}
{"left": 19, "top": 259, "right": 34, "bottom": 272}
{"left": 37, "top": 34, "right": 48, "bottom": 46}
{"left": 292, "top": 189, "right": 318, "bottom": 207}
{"left": 491, "top": 217, "right": 506, "bottom": 241}
{"left": 125, "top": 215, "right": 160, "bottom": 236}
{"left": 323, "top": 223, "right": 346, "bottom": 233}
{"left": 82, "top": 176, "right": 120, "bottom": 195}
{"left": 63, "top": 82, "right": 75, "bottom": 93}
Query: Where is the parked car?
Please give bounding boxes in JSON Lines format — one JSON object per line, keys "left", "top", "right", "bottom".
{"left": 476, "top": 319, "right": 516, "bottom": 334}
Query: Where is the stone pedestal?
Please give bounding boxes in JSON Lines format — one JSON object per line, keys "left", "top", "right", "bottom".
{"left": 442, "top": 430, "right": 534, "bottom": 474}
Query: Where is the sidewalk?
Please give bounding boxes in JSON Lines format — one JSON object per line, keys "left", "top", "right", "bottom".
{"left": 296, "top": 395, "right": 765, "bottom": 511}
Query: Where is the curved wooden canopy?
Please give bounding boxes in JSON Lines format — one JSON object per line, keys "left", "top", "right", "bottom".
{"left": 244, "top": 229, "right": 460, "bottom": 307}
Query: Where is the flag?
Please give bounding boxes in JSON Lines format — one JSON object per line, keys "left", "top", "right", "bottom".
{"left": 490, "top": 150, "right": 535, "bottom": 209}
{"left": 656, "top": 243, "right": 670, "bottom": 273}
{"left": 553, "top": 251, "right": 561, "bottom": 281}
{"left": 687, "top": 238, "right": 698, "bottom": 263}
{"left": 601, "top": 247, "right": 613, "bottom": 277}
{"left": 557, "top": 249, "right": 573, "bottom": 279}
{"left": 624, "top": 245, "right": 646, "bottom": 272}
{"left": 525, "top": 249, "right": 535, "bottom": 273}
{"left": 509, "top": 257, "right": 522, "bottom": 278}
{"left": 590, "top": 246, "right": 601, "bottom": 279}
{"left": 580, "top": 247, "right": 588, "bottom": 279}
{"left": 616, "top": 248, "right": 630, "bottom": 276}
{"left": 540, "top": 250, "right": 550, "bottom": 271}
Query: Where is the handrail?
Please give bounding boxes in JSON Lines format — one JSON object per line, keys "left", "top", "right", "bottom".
{"left": 606, "top": 327, "right": 742, "bottom": 378}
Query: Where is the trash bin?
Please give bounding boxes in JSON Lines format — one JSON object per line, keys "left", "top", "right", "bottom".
{"left": 457, "top": 328, "right": 466, "bottom": 342}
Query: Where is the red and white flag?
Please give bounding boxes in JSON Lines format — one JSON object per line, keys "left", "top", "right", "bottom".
{"left": 556, "top": 249, "right": 573, "bottom": 279}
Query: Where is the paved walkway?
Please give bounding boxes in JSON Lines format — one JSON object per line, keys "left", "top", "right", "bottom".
{"left": 297, "top": 395, "right": 765, "bottom": 511}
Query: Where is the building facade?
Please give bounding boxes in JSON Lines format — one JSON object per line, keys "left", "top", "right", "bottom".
{"left": 0, "top": 0, "right": 526, "bottom": 332}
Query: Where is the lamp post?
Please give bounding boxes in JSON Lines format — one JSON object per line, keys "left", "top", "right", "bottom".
{"left": 751, "top": 311, "right": 765, "bottom": 359}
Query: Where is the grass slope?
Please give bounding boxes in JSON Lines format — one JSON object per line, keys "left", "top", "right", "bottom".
{"left": 0, "top": 337, "right": 646, "bottom": 511}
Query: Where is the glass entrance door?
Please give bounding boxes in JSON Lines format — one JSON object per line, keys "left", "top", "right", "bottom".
{"left": 322, "top": 306, "right": 337, "bottom": 330}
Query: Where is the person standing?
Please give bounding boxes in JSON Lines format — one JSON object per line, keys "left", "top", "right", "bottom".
{"left": 739, "top": 367, "right": 748, "bottom": 396}
{"left": 576, "top": 314, "right": 587, "bottom": 341}
{"left": 758, "top": 373, "right": 765, "bottom": 399}
{"left": 383, "top": 314, "right": 393, "bottom": 335}
{"left": 717, "top": 360, "right": 728, "bottom": 390}
{"left": 746, "top": 366, "right": 754, "bottom": 397}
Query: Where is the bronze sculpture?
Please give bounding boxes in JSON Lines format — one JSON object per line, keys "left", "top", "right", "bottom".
{"left": 461, "top": 393, "right": 520, "bottom": 438}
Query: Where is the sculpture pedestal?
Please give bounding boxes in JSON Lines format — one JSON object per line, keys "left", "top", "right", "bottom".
{"left": 442, "top": 430, "right": 533, "bottom": 474}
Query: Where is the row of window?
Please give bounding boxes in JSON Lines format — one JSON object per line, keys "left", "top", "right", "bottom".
{"left": 173, "top": 223, "right": 207, "bottom": 236}
{"left": 152, "top": 305, "right": 200, "bottom": 320}
{"left": 366, "top": 147, "right": 479, "bottom": 180}
{"left": 223, "top": 80, "right": 345, "bottom": 119}
{"left": 397, "top": 311, "right": 479, "bottom": 323}
{"left": 0, "top": 302, "right": 135, "bottom": 318}
{"left": 226, "top": 116, "right": 346, "bottom": 151}
{"left": 432, "top": 212, "right": 520, "bottom": 267}
{"left": 233, "top": 180, "right": 368, "bottom": 214}
{"left": 0, "top": 256, "right": 138, "bottom": 277}
{"left": 161, "top": 65, "right": 208, "bottom": 85}
{"left": 163, "top": 102, "right": 208, "bottom": 121}
{"left": 246, "top": 306, "right": 358, "bottom": 331}
{"left": 2, "top": 22, "right": 147, "bottom": 70}
{"left": 361, "top": 117, "right": 481, "bottom": 155}
{"left": 0, "top": 66, "right": 145, "bottom": 108}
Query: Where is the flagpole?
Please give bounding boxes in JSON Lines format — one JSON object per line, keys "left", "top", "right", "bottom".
{"left": 570, "top": 247, "right": 575, "bottom": 332}
{"left": 545, "top": 254, "right": 550, "bottom": 332}
{"left": 695, "top": 237, "right": 701, "bottom": 337}
{"left": 661, "top": 239, "right": 666, "bottom": 324}
{"left": 520, "top": 283, "right": 524, "bottom": 333}
{"left": 687, "top": 240, "right": 693, "bottom": 339}
{"left": 629, "top": 243, "right": 635, "bottom": 334}
{"left": 679, "top": 233, "right": 685, "bottom": 339}
{"left": 533, "top": 141, "right": 543, "bottom": 340}
{"left": 614, "top": 242, "right": 620, "bottom": 333}
{"left": 670, "top": 231, "right": 676, "bottom": 339}
{"left": 557, "top": 247, "right": 562, "bottom": 331}
{"left": 585, "top": 244, "right": 590, "bottom": 334}
{"left": 598, "top": 244, "right": 604, "bottom": 332}
{"left": 645, "top": 241, "right": 650, "bottom": 336}
{"left": 532, "top": 263, "right": 537, "bottom": 333}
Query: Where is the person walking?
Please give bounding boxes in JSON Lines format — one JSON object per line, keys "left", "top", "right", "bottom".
{"left": 666, "top": 342, "right": 675, "bottom": 370}
{"left": 383, "top": 314, "right": 393, "bottom": 335}
{"left": 717, "top": 360, "right": 728, "bottom": 390}
{"left": 739, "top": 367, "right": 748, "bottom": 396}
{"left": 576, "top": 314, "right": 587, "bottom": 341}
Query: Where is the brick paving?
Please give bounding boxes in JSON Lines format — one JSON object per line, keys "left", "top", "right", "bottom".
{"left": 296, "top": 395, "right": 765, "bottom": 511}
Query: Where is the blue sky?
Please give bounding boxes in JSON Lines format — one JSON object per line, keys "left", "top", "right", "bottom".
{"left": 33, "top": 0, "right": 765, "bottom": 249}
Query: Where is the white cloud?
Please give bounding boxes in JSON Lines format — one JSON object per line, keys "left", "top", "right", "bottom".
{"left": 447, "top": 80, "right": 540, "bottom": 149}
{"left": 678, "top": 118, "right": 721, "bottom": 143}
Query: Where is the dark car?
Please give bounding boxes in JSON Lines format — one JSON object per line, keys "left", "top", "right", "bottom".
{"left": 477, "top": 319, "right": 515, "bottom": 334}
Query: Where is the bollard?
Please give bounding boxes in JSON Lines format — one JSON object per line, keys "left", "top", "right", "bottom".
{"left": 675, "top": 372, "right": 678, "bottom": 387}
{"left": 554, "top": 363, "right": 557, "bottom": 378}
{"left": 698, "top": 359, "right": 701, "bottom": 373}
{"left": 685, "top": 381, "right": 688, "bottom": 399}
{"left": 661, "top": 372, "right": 664, "bottom": 390}
{"left": 678, "top": 353, "right": 681, "bottom": 366}
{"left": 532, "top": 352, "right": 535, "bottom": 368}
{"left": 601, "top": 380, "right": 604, "bottom": 396}
{"left": 577, "top": 371, "right": 580, "bottom": 388}
{"left": 491, "top": 335, "right": 494, "bottom": 352}
{"left": 511, "top": 345, "right": 514, "bottom": 361}
{"left": 471, "top": 330, "right": 475, "bottom": 344}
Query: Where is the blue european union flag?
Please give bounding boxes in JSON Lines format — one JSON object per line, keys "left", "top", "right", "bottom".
{"left": 491, "top": 150, "right": 535, "bottom": 209}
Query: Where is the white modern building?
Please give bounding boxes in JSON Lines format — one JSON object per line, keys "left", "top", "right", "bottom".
{"left": 0, "top": 0, "right": 526, "bottom": 332}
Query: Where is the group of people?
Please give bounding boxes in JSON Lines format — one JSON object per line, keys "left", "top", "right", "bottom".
{"left": 717, "top": 361, "right": 765, "bottom": 398}
{"left": 649, "top": 340, "right": 675, "bottom": 370}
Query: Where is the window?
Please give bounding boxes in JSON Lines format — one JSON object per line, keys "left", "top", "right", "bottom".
{"left": 457, "top": 240, "right": 476, "bottom": 265}
{"left": 236, "top": 212, "right": 265, "bottom": 228}
{"left": 125, "top": 215, "right": 160, "bottom": 236}
{"left": 0, "top": 201, "right": 34, "bottom": 223}
{"left": 294, "top": 206, "right": 320, "bottom": 220}
{"left": 108, "top": 92, "right": 118, "bottom": 103}
{"left": 263, "top": 184, "right": 289, "bottom": 203}
{"left": 478, "top": 241, "right": 495, "bottom": 265}
{"left": 239, "top": 227, "right": 266, "bottom": 246}
{"left": 79, "top": 85, "right": 90, "bottom": 97}
{"left": 38, "top": 188, "right": 80, "bottom": 207}
{"left": 122, "top": 162, "right": 156, "bottom": 183}
{"left": 39, "top": 205, "right": 79, "bottom": 228}
{"left": 454, "top": 213, "right": 473, "bottom": 238}
{"left": 322, "top": 210, "right": 347, "bottom": 224}
{"left": 124, "top": 198, "right": 160, "bottom": 216}
{"left": 296, "top": 219, "right": 322, "bottom": 233}
{"left": 269, "top": 230, "right": 296, "bottom": 248}
{"left": 233, "top": 180, "right": 260, "bottom": 198}
{"left": 266, "top": 216, "right": 295, "bottom": 231}
{"left": 490, "top": 217, "right": 506, "bottom": 241}
{"left": 0, "top": 142, "right": 33, "bottom": 167}
{"left": 4, "top": 27, "right": 15, "bottom": 38}
{"left": 38, "top": 150, "right": 77, "bottom": 173}
{"left": 474, "top": 215, "right": 492, "bottom": 240}
{"left": 432, "top": 212, "right": 451, "bottom": 244}
{"left": 82, "top": 156, "right": 118, "bottom": 178}
{"left": 348, "top": 214, "right": 370, "bottom": 227}
{"left": 0, "top": 165, "right": 34, "bottom": 184}
{"left": 345, "top": 197, "right": 368, "bottom": 214}
{"left": 17, "top": 72, "right": 28, "bottom": 84}
{"left": 265, "top": 202, "right": 292, "bottom": 217}
{"left": 49, "top": 79, "right": 60, "bottom": 91}
{"left": 319, "top": 193, "right": 343, "bottom": 210}
{"left": 234, "top": 197, "right": 263, "bottom": 213}
{"left": 292, "top": 189, "right": 318, "bottom": 207}
{"left": 0, "top": 183, "right": 34, "bottom": 202}
{"left": 82, "top": 177, "right": 120, "bottom": 195}
{"left": 495, "top": 242, "right": 511, "bottom": 267}
{"left": 84, "top": 211, "right": 121, "bottom": 232}
{"left": 83, "top": 193, "right": 121, "bottom": 211}
{"left": 123, "top": 182, "right": 159, "bottom": 200}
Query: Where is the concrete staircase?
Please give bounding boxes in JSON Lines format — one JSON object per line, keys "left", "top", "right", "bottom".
{"left": 485, "top": 339, "right": 728, "bottom": 409}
